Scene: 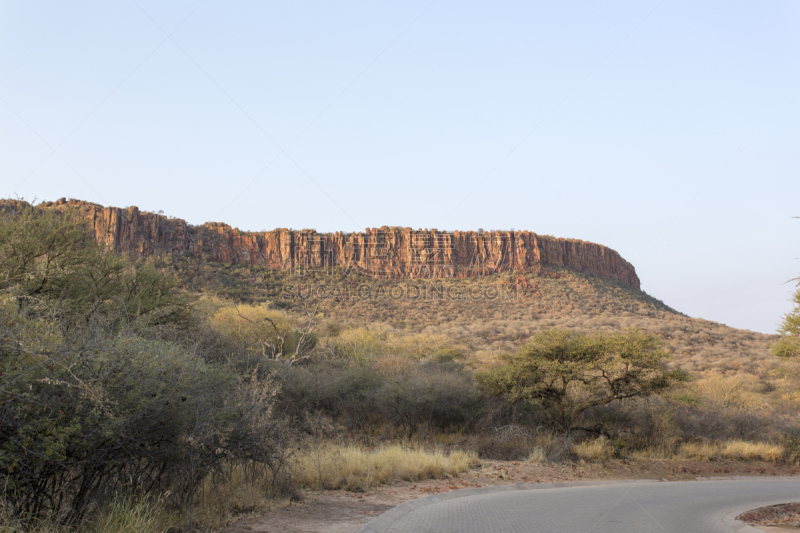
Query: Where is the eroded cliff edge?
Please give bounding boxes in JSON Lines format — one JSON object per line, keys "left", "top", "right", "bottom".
{"left": 1, "top": 198, "right": 640, "bottom": 289}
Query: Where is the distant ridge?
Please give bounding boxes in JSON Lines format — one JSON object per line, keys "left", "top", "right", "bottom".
{"left": 1, "top": 198, "right": 640, "bottom": 289}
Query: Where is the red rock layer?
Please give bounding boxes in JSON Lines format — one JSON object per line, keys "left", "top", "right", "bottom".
{"left": 1, "top": 199, "right": 640, "bottom": 289}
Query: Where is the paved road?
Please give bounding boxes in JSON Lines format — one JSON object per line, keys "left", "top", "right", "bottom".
{"left": 358, "top": 477, "right": 800, "bottom": 533}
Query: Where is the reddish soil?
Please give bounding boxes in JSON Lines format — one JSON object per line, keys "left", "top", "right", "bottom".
{"left": 220, "top": 459, "right": 800, "bottom": 533}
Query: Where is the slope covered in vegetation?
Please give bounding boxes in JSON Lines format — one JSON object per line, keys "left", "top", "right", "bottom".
{"left": 157, "top": 253, "right": 778, "bottom": 379}
{"left": 2, "top": 201, "right": 797, "bottom": 533}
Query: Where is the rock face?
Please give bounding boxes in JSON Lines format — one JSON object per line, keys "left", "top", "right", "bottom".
{"left": 2, "top": 198, "right": 640, "bottom": 289}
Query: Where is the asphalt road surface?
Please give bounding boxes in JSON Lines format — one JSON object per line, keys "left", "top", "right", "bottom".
{"left": 357, "top": 477, "right": 800, "bottom": 533}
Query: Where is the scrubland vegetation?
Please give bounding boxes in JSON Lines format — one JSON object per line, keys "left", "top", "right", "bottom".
{"left": 291, "top": 444, "right": 478, "bottom": 491}
{"left": 3, "top": 203, "right": 800, "bottom": 531}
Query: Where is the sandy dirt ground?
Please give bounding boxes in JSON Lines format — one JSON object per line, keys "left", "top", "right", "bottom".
{"left": 219, "top": 459, "right": 800, "bottom": 533}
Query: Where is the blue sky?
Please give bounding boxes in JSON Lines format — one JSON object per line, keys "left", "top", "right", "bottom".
{"left": 2, "top": 1, "right": 798, "bottom": 334}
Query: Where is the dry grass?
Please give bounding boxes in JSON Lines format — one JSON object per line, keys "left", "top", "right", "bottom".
{"left": 571, "top": 438, "right": 614, "bottom": 461}
{"left": 721, "top": 440, "right": 784, "bottom": 462}
{"left": 628, "top": 447, "right": 674, "bottom": 461}
{"left": 293, "top": 444, "right": 479, "bottom": 491}
{"left": 678, "top": 441, "right": 722, "bottom": 461}
{"left": 0, "top": 466, "right": 280, "bottom": 533}
{"left": 677, "top": 440, "right": 784, "bottom": 462}
{"left": 526, "top": 447, "right": 548, "bottom": 463}
{"left": 193, "top": 463, "right": 289, "bottom": 528}
{"left": 86, "top": 496, "right": 176, "bottom": 533}
{"left": 0, "top": 496, "right": 175, "bottom": 533}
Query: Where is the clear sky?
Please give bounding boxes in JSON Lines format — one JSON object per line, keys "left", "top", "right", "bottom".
{"left": 2, "top": 1, "right": 798, "bottom": 334}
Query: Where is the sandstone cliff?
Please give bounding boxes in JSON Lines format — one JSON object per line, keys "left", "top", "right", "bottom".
{"left": 1, "top": 198, "right": 640, "bottom": 289}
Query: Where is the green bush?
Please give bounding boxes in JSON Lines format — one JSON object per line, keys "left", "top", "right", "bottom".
{"left": 274, "top": 360, "right": 483, "bottom": 434}
{"left": 784, "top": 431, "right": 800, "bottom": 465}
{"left": 772, "top": 281, "right": 800, "bottom": 358}
{"left": 0, "top": 206, "right": 285, "bottom": 524}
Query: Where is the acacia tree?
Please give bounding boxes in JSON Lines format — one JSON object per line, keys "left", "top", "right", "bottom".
{"left": 476, "top": 328, "right": 687, "bottom": 433}
{"left": 773, "top": 217, "right": 800, "bottom": 358}
{"left": 772, "top": 282, "right": 800, "bottom": 358}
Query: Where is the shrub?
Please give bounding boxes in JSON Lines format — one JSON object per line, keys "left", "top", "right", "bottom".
{"left": 274, "top": 361, "right": 384, "bottom": 428}
{"left": 326, "top": 327, "right": 386, "bottom": 363}
{"left": 275, "top": 359, "right": 484, "bottom": 435}
{"left": 372, "top": 361, "right": 483, "bottom": 434}
{"left": 0, "top": 314, "right": 284, "bottom": 521}
{"left": 466, "top": 433, "right": 536, "bottom": 461}
{"left": 784, "top": 432, "right": 800, "bottom": 465}
{"left": 209, "top": 304, "right": 318, "bottom": 368}
{"left": 0, "top": 207, "right": 287, "bottom": 523}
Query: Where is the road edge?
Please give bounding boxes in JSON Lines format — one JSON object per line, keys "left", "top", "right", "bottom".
{"left": 722, "top": 507, "right": 768, "bottom": 532}
{"left": 356, "top": 479, "right": 659, "bottom": 533}
{"left": 357, "top": 476, "right": 798, "bottom": 533}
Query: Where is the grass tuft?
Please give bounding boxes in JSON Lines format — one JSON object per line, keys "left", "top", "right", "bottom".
{"left": 678, "top": 441, "right": 721, "bottom": 461}
{"left": 0, "top": 496, "right": 175, "bottom": 533}
{"left": 571, "top": 438, "right": 614, "bottom": 461}
{"left": 526, "top": 447, "right": 548, "bottom": 463}
{"left": 293, "top": 444, "right": 479, "bottom": 491}
{"left": 87, "top": 496, "right": 174, "bottom": 533}
{"left": 677, "top": 440, "right": 784, "bottom": 462}
{"left": 720, "top": 440, "right": 783, "bottom": 462}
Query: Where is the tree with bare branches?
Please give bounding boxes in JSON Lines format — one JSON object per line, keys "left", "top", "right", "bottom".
{"left": 230, "top": 303, "right": 320, "bottom": 366}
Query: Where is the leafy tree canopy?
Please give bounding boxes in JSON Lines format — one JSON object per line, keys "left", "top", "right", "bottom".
{"left": 772, "top": 282, "right": 800, "bottom": 358}
{"left": 476, "top": 327, "right": 688, "bottom": 432}
{"left": 0, "top": 202, "right": 191, "bottom": 330}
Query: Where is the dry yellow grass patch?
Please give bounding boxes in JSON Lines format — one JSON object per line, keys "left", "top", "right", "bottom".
{"left": 294, "top": 444, "right": 479, "bottom": 491}
{"left": 720, "top": 440, "right": 783, "bottom": 462}
{"left": 678, "top": 441, "right": 722, "bottom": 461}
{"left": 571, "top": 438, "right": 614, "bottom": 461}
{"left": 678, "top": 440, "right": 784, "bottom": 462}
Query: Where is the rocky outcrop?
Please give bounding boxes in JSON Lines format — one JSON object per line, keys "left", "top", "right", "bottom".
{"left": 2, "top": 198, "right": 640, "bottom": 289}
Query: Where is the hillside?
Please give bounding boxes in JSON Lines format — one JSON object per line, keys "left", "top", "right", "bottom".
{"left": 2, "top": 197, "right": 777, "bottom": 376}
{"left": 148, "top": 252, "right": 777, "bottom": 380}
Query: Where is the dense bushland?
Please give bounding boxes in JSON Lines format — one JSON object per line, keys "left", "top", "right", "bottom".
{"left": 274, "top": 359, "right": 483, "bottom": 436}
{"left": 0, "top": 206, "right": 288, "bottom": 529}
